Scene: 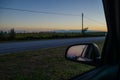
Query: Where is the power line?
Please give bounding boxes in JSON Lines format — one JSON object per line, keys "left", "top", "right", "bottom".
{"left": 0, "top": 7, "right": 81, "bottom": 16}
{"left": 84, "top": 16, "right": 106, "bottom": 26}
{"left": 0, "top": 6, "right": 106, "bottom": 26}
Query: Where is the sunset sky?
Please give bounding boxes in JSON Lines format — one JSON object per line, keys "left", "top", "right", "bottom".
{"left": 0, "top": 0, "right": 107, "bottom": 32}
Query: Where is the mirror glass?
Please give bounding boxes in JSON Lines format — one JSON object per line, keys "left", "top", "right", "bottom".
{"left": 66, "top": 44, "right": 98, "bottom": 62}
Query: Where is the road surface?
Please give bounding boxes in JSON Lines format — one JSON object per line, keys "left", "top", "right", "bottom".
{"left": 0, "top": 37, "right": 105, "bottom": 54}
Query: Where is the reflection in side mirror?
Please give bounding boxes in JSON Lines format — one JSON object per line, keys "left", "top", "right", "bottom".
{"left": 65, "top": 43, "right": 101, "bottom": 66}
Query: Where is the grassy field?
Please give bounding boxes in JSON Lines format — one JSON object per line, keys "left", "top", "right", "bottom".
{"left": 0, "top": 41, "right": 104, "bottom": 80}
{"left": 16, "top": 32, "right": 105, "bottom": 40}
{"left": 0, "top": 32, "right": 106, "bottom": 42}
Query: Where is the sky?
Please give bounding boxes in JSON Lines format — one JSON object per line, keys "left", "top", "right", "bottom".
{"left": 0, "top": 0, "right": 107, "bottom": 32}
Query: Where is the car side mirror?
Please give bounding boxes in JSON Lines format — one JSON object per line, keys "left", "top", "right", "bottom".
{"left": 65, "top": 43, "right": 101, "bottom": 66}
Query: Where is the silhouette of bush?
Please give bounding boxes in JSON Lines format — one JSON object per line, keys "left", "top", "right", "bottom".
{"left": 8, "top": 28, "right": 16, "bottom": 40}
{"left": 0, "top": 31, "right": 8, "bottom": 40}
{"left": 0, "top": 31, "right": 5, "bottom": 40}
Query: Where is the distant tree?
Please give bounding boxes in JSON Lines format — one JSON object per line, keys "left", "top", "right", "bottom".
{"left": 9, "top": 28, "right": 16, "bottom": 40}
{"left": 0, "top": 31, "right": 8, "bottom": 40}
{"left": 83, "top": 27, "right": 88, "bottom": 34}
{"left": 0, "top": 31, "right": 4, "bottom": 40}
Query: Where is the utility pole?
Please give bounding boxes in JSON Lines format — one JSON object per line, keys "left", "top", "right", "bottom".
{"left": 82, "top": 13, "right": 84, "bottom": 34}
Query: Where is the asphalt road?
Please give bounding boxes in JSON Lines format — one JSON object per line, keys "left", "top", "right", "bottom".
{"left": 0, "top": 37, "right": 105, "bottom": 54}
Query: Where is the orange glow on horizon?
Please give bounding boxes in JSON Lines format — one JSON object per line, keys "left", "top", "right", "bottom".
{"left": 53, "top": 25, "right": 107, "bottom": 32}
{"left": 88, "top": 26, "right": 107, "bottom": 32}
{"left": 0, "top": 24, "right": 107, "bottom": 32}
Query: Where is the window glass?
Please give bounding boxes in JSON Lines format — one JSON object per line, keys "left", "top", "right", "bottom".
{"left": 0, "top": 0, "right": 107, "bottom": 80}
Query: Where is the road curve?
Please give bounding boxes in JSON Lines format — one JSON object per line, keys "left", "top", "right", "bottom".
{"left": 0, "top": 37, "right": 105, "bottom": 54}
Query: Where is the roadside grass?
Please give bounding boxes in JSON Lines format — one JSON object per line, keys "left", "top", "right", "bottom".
{"left": 0, "top": 41, "right": 104, "bottom": 80}
{"left": 0, "top": 32, "right": 105, "bottom": 42}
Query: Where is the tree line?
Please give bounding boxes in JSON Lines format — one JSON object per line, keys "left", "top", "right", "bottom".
{"left": 0, "top": 28, "right": 16, "bottom": 40}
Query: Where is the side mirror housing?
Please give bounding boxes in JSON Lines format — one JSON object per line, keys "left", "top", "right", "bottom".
{"left": 65, "top": 43, "right": 101, "bottom": 66}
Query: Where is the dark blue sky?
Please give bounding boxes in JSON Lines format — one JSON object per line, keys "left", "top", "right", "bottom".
{"left": 0, "top": 0, "right": 107, "bottom": 32}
